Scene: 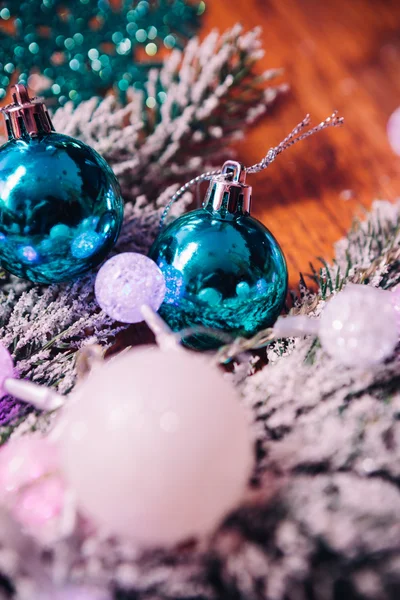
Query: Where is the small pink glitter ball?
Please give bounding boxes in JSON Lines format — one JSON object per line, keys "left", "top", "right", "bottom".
{"left": 388, "top": 107, "right": 400, "bottom": 156}
{"left": 95, "top": 252, "right": 166, "bottom": 323}
{"left": 13, "top": 475, "right": 65, "bottom": 527}
{"left": 391, "top": 284, "right": 400, "bottom": 330}
{"left": 0, "top": 436, "right": 60, "bottom": 499}
{"left": 0, "top": 436, "right": 65, "bottom": 533}
{"left": 0, "top": 343, "right": 13, "bottom": 398}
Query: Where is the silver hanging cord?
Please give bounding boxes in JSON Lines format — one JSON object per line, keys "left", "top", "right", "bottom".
{"left": 159, "top": 111, "right": 344, "bottom": 228}
{"left": 159, "top": 168, "right": 221, "bottom": 228}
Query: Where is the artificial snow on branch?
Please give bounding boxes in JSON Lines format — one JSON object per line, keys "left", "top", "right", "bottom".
{"left": 0, "top": 26, "right": 285, "bottom": 428}
{"left": 53, "top": 26, "right": 287, "bottom": 204}
{"left": 1, "top": 200, "right": 400, "bottom": 600}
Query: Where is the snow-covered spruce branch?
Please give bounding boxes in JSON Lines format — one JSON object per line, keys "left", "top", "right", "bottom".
{"left": 53, "top": 25, "right": 287, "bottom": 204}
{"left": 3, "top": 201, "right": 400, "bottom": 600}
{"left": 0, "top": 26, "right": 285, "bottom": 426}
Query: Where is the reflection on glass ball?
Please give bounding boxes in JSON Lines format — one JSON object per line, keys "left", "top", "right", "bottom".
{"left": 158, "top": 262, "right": 186, "bottom": 305}
{"left": 0, "top": 134, "right": 123, "bottom": 283}
{"left": 149, "top": 209, "right": 288, "bottom": 348}
{"left": 71, "top": 231, "right": 102, "bottom": 259}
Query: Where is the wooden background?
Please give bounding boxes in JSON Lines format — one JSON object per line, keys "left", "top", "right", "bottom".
{"left": 2, "top": 0, "right": 400, "bottom": 288}
{"left": 203, "top": 0, "right": 400, "bottom": 286}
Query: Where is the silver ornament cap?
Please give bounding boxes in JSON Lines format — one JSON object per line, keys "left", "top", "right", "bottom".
{"left": 203, "top": 160, "right": 252, "bottom": 216}
{"left": 0, "top": 83, "right": 55, "bottom": 140}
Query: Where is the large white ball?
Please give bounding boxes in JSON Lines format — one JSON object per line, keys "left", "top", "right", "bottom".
{"left": 60, "top": 347, "right": 253, "bottom": 547}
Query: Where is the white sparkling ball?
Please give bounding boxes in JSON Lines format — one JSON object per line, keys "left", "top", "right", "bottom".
{"left": 60, "top": 347, "right": 253, "bottom": 547}
{"left": 319, "top": 283, "right": 398, "bottom": 367}
{"left": 95, "top": 253, "right": 166, "bottom": 323}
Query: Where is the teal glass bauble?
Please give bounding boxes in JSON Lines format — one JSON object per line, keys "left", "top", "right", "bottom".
{"left": 0, "top": 85, "right": 123, "bottom": 284}
{"left": 149, "top": 161, "right": 288, "bottom": 348}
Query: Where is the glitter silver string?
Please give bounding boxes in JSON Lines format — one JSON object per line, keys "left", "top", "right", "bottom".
{"left": 159, "top": 111, "right": 344, "bottom": 228}
{"left": 159, "top": 168, "right": 221, "bottom": 228}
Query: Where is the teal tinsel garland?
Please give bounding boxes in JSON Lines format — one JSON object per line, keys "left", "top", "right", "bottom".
{"left": 0, "top": 0, "right": 205, "bottom": 106}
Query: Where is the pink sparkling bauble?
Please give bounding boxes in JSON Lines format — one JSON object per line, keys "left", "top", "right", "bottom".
{"left": 13, "top": 475, "right": 65, "bottom": 527}
{"left": 95, "top": 253, "right": 166, "bottom": 323}
{"left": 0, "top": 343, "right": 14, "bottom": 398}
{"left": 388, "top": 107, "right": 400, "bottom": 156}
{"left": 0, "top": 436, "right": 66, "bottom": 539}
{"left": 0, "top": 436, "right": 60, "bottom": 499}
{"left": 391, "top": 284, "right": 400, "bottom": 331}
{"left": 60, "top": 347, "right": 253, "bottom": 547}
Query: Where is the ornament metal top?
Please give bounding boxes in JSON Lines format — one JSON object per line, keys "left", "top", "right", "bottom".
{"left": 0, "top": 84, "right": 123, "bottom": 284}
{"left": 150, "top": 112, "right": 344, "bottom": 349}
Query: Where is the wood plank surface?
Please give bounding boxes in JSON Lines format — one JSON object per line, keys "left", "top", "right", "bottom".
{"left": 202, "top": 0, "right": 400, "bottom": 285}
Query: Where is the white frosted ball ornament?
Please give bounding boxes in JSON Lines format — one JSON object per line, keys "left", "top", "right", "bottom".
{"left": 95, "top": 253, "right": 166, "bottom": 323}
{"left": 60, "top": 347, "right": 253, "bottom": 547}
{"left": 319, "top": 284, "right": 398, "bottom": 367}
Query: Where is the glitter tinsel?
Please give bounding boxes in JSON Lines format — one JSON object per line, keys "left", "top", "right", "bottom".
{"left": 0, "top": 0, "right": 205, "bottom": 106}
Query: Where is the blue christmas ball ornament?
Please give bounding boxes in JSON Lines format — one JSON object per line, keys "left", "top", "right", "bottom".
{"left": 149, "top": 161, "right": 288, "bottom": 348}
{"left": 0, "top": 84, "right": 123, "bottom": 283}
